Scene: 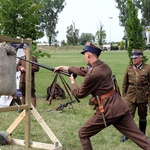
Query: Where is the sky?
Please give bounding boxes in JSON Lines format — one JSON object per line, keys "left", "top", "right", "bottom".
{"left": 39, "top": 0, "right": 125, "bottom": 43}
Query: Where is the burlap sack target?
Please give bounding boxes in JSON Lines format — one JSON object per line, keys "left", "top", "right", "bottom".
{"left": 0, "top": 43, "right": 16, "bottom": 95}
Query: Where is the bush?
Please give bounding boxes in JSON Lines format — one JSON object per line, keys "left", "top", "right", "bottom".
{"left": 111, "top": 45, "right": 119, "bottom": 50}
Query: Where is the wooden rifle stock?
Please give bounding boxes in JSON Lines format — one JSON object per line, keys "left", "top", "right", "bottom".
{"left": 17, "top": 57, "right": 71, "bottom": 77}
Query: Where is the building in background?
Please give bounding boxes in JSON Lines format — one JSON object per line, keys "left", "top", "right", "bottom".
{"left": 145, "top": 26, "right": 150, "bottom": 46}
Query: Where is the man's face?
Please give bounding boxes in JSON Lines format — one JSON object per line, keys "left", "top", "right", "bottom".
{"left": 23, "top": 48, "right": 27, "bottom": 54}
{"left": 83, "top": 52, "right": 90, "bottom": 66}
{"left": 132, "top": 56, "right": 142, "bottom": 65}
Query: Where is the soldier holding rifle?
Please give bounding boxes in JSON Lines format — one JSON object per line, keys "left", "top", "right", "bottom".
{"left": 120, "top": 49, "right": 150, "bottom": 142}
{"left": 16, "top": 44, "right": 39, "bottom": 108}
{"left": 54, "top": 42, "right": 150, "bottom": 150}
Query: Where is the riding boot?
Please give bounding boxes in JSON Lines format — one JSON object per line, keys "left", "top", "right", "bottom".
{"left": 120, "top": 135, "right": 128, "bottom": 142}
{"left": 139, "top": 121, "right": 147, "bottom": 134}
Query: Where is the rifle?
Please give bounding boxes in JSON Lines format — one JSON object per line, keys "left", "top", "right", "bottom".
{"left": 17, "top": 57, "right": 75, "bottom": 77}
{"left": 17, "top": 56, "right": 80, "bottom": 109}
{"left": 59, "top": 74, "right": 80, "bottom": 103}
{"left": 112, "top": 75, "right": 121, "bottom": 96}
{"left": 56, "top": 100, "right": 76, "bottom": 114}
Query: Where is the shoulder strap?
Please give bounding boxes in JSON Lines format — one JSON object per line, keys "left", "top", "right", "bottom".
{"left": 133, "top": 65, "right": 140, "bottom": 78}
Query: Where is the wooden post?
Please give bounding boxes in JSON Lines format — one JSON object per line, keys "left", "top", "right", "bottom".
{"left": 24, "top": 38, "right": 32, "bottom": 147}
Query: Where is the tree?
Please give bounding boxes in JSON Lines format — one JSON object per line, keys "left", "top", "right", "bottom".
{"left": 125, "top": 0, "right": 147, "bottom": 62}
{"left": 115, "top": 0, "right": 128, "bottom": 27}
{"left": 72, "top": 21, "right": 75, "bottom": 45}
{"left": 134, "top": 0, "right": 150, "bottom": 26}
{"left": 119, "top": 40, "right": 125, "bottom": 50}
{"left": 115, "top": 0, "right": 150, "bottom": 27}
{"left": 32, "top": 44, "right": 50, "bottom": 58}
{"left": 61, "top": 40, "right": 67, "bottom": 46}
{"left": 95, "top": 22, "right": 106, "bottom": 46}
{"left": 40, "top": 0, "right": 66, "bottom": 45}
{"left": 0, "top": 0, "right": 50, "bottom": 59}
{"left": 79, "top": 33, "right": 94, "bottom": 45}
{"left": 0, "top": 0, "right": 44, "bottom": 40}
{"left": 66, "top": 24, "right": 79, "bottom": 45}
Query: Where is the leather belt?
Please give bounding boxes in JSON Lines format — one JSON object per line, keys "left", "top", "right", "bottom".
{"left": 129, "top": 83, "right": 148, "bottom": 86}
{"left": 90, "top": 89, "right": 115, "bottom": 105}
{"left": 99, "top": 89, "right": 115, "bottom": 100}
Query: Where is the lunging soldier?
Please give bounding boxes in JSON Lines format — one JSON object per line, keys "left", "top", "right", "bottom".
{"left": 54, "top": 42, "right": 150, "bottom": 150}
{"left": 120, "top": 49, "right": 150, "bottom": 142}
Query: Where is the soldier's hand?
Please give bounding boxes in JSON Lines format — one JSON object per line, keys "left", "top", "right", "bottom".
{"left": 69, "top": 73, "right": 75, "bottom": 84}
{"left": 20, "top": 66, "right": 26, "bottom": 72}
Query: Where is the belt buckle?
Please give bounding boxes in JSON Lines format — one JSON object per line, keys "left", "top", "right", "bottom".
{"left": 134, "top": 83, "right": 138, "bottom": 86}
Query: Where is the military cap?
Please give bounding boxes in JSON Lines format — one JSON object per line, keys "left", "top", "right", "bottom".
{"left": 131, "top": 49, "right": 143, "bottom": 59}
{"left": 81, "top": 42, "right": 102, "bottom": 56}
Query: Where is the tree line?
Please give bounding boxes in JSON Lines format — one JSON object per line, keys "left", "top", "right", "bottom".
{"left": 0, "top": 0, "right": 106, "bottom": 47}
{"left": 0, "top": 0, "right": 66, "bottom": 46}
{"left": 115, "top": 0, "right": 149, "bottom": 61}
{"left": 0, "top": 0, "right": 149, "bottom": 60}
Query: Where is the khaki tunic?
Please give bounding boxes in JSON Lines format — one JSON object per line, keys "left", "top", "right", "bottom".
{"left": 69, "top": 59, "right": 129, "bottom": 119}
{"left": 122, "top": 63, "right": 150, "bottom": 103}
{"left": 16, "top": 55, "right": 39, "bottom": 97}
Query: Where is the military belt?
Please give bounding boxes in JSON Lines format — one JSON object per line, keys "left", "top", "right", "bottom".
{"left": 99, "top": 89, "right": 114, "bottom": 100}
{"left": 91, "top": 89, "right": 114, "bottom": 105}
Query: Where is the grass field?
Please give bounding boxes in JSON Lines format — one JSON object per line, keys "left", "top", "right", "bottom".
{"left": 0, "top": 47, "right": 150, "bottom": 150}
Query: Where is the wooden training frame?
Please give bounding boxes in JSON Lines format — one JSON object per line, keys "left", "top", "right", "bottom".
{"left": 0, "top": 36, "right": 62, "bottom": 150}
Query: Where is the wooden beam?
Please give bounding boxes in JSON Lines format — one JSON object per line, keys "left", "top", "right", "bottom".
{"left": 11, "top": 139, "right": 62, "bottom": 150}
{"left": 0, "top": 36, "right": 31, "bottom": 44}
{"left": 31, "top": 105, "right": 62, "bottom": 147}
{"left": 7, "top": 110, "right": 25, "bottom": 134}
{"left": 0, "top": 105, "right": 29, "bottom": 112}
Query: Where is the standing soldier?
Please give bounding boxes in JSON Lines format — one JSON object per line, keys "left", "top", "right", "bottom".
{"left": 16, "top": 44, "right": 39, "bottom": 108}
{"left": 120, "top": 49, "right": 150, "bottom": 142}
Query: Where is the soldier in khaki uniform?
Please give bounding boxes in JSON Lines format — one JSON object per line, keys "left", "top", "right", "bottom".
{"left": 120, "top": 49, "right": 150, "bottom": 142}
{"left": 16, "top": 44, "right": 39, "bottom": 108}
{"left": 54, "top": 43, "right": 150, "bottom": 150}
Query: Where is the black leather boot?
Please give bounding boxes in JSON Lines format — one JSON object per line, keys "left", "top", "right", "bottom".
{"left": 139, "top": 121, "right": 147, "bottom": 134}
{"left": 120, "top": 135, "right": 128, "bottom": 142}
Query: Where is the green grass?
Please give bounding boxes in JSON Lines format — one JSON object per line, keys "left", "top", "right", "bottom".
{"left": 0, "top": 47, "right": 150, "bottom": 150}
